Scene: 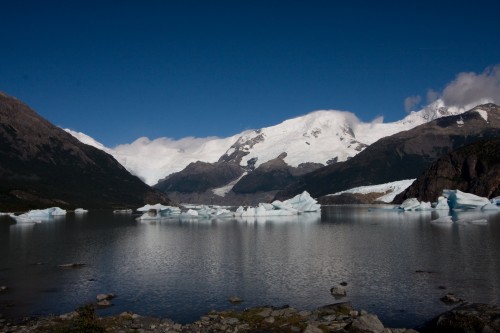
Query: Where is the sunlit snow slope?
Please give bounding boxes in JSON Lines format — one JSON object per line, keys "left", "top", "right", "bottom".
{"left": 66, "top": 99, "right": 466, "bottom": 185}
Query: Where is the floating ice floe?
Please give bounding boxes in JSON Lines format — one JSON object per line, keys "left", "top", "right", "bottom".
{"left": 9, "top": 207, "right": 67, "bottom": 223}
{"left": 113, "top": 209, "right": 132, "bottom": 214}
{"left": 235, "top": 191, "right": 320, "bottom": 217}
{"left": 137, "top": 191, "right": 321, "bottom": 220}
{"left": 397, "top": 189, "right": 499, "bottom": 212}
{"left": 397, "top": 198, "right": 432, "bottom": 211}
{"left": 136, "top": 204, "right": 181, "bottom": 220}
{"left": 442, "top": 190, "right": 493, "bottom": 210}
{"left": 74, "top": 208, "right": 88, "bottom": 214}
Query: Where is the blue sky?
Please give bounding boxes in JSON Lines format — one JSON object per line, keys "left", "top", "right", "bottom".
{"left": 1, "top": 1, "right": 500, "bottom": 146}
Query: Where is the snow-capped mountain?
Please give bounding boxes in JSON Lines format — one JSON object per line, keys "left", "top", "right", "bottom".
{"left": 66, "top": 99, "right": 465, "bottom": 186}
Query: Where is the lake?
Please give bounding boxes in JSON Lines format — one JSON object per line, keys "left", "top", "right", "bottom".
{"left": 1, "top": 205, "right": 499, "bottom": 328}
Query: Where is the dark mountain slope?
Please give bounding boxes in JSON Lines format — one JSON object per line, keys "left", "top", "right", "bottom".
{"left": 394, "top": 139, "right": 500, "bottom": 203}
{"left": 276, "top": 104, "right": 500, "bottom": 200}
{"left": 0, "top": 92, "right": 170, "bottom": 211}
{"left": 154, "top": 160, "right": 243, "bottom": 193}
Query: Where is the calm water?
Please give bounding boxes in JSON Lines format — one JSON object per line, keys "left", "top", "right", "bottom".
{"left": 1, "top": 206, "right": 500, "bottom": 328}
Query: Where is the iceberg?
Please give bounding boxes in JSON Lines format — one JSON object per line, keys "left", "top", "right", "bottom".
{"left": 399, "top": 190, "right": 498, "bottom": 212}
{"left": 9, "top": 207, "right": 66, "bottom": 223}
{"left": 74, "top": 208, "right": 88, "bottom": 214}
{"left": 136, "top": 204, "right": 181, "bottom": 220}
{"left": 481, "top": 202, "right": 500, "bottom": 211}
{"left": 281, "top": 191, "right": 321, "bottom": 212}
{"left": 397, "top": 198, "right": 422, "bottom": 211}
{"left": 235, "top": 191, "right": 320, "bottom": 217}
{"left": 434, "top": 196, "right": 450, "bottom": 210}
{"left": 442, "top": 190, "right": 491, "bottom": 210}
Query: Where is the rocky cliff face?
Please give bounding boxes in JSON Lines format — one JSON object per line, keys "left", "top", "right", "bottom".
{"left": 0, "top": 92, "right": 170, "bottom": 210}
{"left": 276, "top": 104, "right": 500, "bottom": 200}
{"left": 394, "top": 138, "right": 500, "bottom": 203}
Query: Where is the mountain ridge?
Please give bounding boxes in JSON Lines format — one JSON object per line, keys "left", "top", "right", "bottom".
{"left": 67, "top": 99, "right": 466, "bottom": 187}
{"left": 0, "top": 92, "right": 170, "bottom": 211}
{"left": 276, "top": 103, "right": 500, "bottom": 201}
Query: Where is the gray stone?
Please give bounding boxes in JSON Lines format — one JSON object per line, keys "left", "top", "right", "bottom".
{"left": 257, "top": 307, "right": 273, "bottom": 317}
{"left": 222, "top": 317, "right": 240, "bottom": 325}
{"left": 331, "top": 286, "right": 347, "bottom": 297}
{"left": 322, "top": 314, "right": 336, "bottom": 321}
{"left": 96, "top": 293, "right": 116, "bottom": 301}
{"left": 303, "top": 324, "right": 324, "bottom": 333}
{"left": 271, "top": 309, "right": 287, "bottom": 317}
{"left": 423, "top": 303, "right": 500, "bottom": 333}
{"left": 264, "top": 316, "right": 275, "bottom": 324}
{"left": 228, "top": 296, "right": 243, "bottom": 303}
{"left": 440, "top": 293, "right": 464, "bottom": 304}
{"left": 350, "top": 314, "right": 385, "bottom": 333}
{"left": 298, "top": 310, "right": 312, "bottom": 317}
{"left": 97, "top": 300, "right": 112, "bottom": 307}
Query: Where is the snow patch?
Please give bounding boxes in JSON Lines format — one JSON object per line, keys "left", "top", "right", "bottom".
{"left": 329, "top": 179, "right": 415, "bottom": 203}
{"left": 476, "top": 109, "right": 488, "bottom": 121}
{"left": 212, "top": 173, "right": 247, "bottom": 197}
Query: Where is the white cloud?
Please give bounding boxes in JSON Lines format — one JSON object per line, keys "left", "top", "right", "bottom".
{"left": 405, "top": 65, "right": 500, "bottom": 116}
{"left": 441, "top": 65, "right": 500, "bottom": 108}
{"left": 426, "top": 89, "right": 440, "bottom": 104}
{"left": 404, "top": 95, "right": 422, "bottom": 112}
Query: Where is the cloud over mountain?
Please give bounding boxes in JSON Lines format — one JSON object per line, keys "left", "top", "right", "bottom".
{"left": 405, "top": 64, "right": 500, "bottom": 112}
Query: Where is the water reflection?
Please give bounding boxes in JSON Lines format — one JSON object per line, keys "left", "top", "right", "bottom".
{"left": 0, "top": 207, "right": 499, "bottom": 328}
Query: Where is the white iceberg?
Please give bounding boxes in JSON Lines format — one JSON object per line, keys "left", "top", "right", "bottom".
{"left": 9, "top": 207, "right": 66, "bottom": 223}
{"left": 397, "top": 198, "right": 421, "bottom": 211}
{"left": 282, "top": 191, "right": 321, "bottom": 212}
{"left": 442, "top": 189, "right": 491, "bottom": 210}
{"left": 51, "top": 207, "right": 67, "bottom": 216}
{"left": 74, "top": 208, "right": 88, "bottom": 214}
{"left": 136, "top": 203, "right": 181, "bottom": 220}
{"left": 434, "top": 196, "right": 450, "bottom": 210}
{"left": 234, "top": 191, "right": 320, "bottom": 217}
{"left": 481, "top": 202, "right": 500, "bottom": 211}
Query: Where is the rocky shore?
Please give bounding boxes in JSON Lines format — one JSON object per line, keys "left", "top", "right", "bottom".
{"left": 1, "top": 301, "right": 499, "bottom": 333}
{"left": 0, "top": 302, "right": 418, "bottom": 333}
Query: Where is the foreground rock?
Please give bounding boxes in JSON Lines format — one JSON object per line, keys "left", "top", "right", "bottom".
{"left": 420, "top": 303, "right": 500, "bottom": 333}
{"left": 0, "top": 303, "right": 421, "bottom": 333}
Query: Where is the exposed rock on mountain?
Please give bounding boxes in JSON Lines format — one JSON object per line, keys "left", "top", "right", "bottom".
{"left": 394, "top": 138, "right": 500, "bottom": 203}
{"left": 154, "top": 161, "right": 243, "bottom": 193}
{"left": 0, "top": 92, "right": 170, "bottom": 211}
{"left": 276, "top": 104, "right": 500, "bottom": 201}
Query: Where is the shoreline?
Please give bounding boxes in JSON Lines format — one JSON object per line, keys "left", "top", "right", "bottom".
{"left": 0, "top": 302, "right": 418, "bottom": 333}
{"left": 2, "top": 302, "right": 500, "bottom": 333}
